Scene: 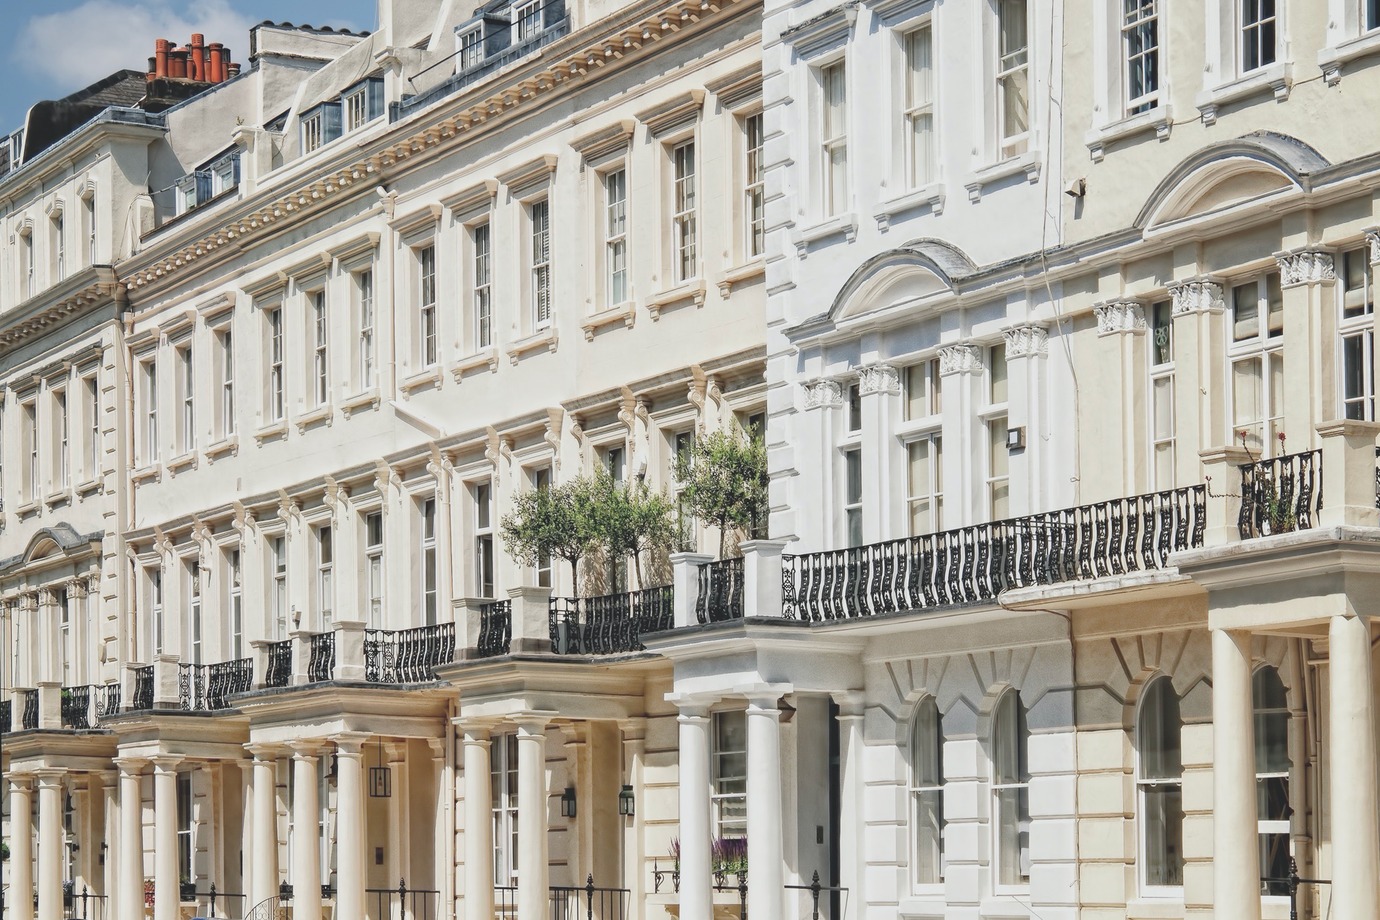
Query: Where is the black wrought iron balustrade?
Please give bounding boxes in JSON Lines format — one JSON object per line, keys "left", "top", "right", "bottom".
{"left": 264, "top": 639, "right": 292, "bottom": 688}
{"left": 1238, "top": 449, "right": 1322, "bottom": 539}
{"left": 22, "top": 690, "right": 39, "bottom": 727}
{"left": 365, "top": 622, "right": 456, "bottom": 683}
{"left": 131, "top": 667, "right": 154, "bottom": 711}
{"left": 100, "top": 683, "right": 121, "bottom": 717}
{"left": 1373, "top": 446, "right": 1378, "bottom": 510}
{"left": 61, "top": 684, "right": 95, "bottom": 728}
{"left": 190, "top": 884, "right": 244, "bottom": 919}
{"left": 1, "top": 698, "right": 11, "bottom": 734}
{"left": 495, "top": 886, "right": 518, "bottom": 915}
{"left": 62, "top": 885, "right": 108, "bottom": 920}
{"left": 696, "top": 557, "right": 745, "bottom": 623}
{"left": 782, "top": 485, "right": 1207, "bottom": 621}
{"left": 476, "top": 599, "right": 512, "bottom": 657}
{"left": 366, "top": 878, "right": 437, "bottom": 920}
{"left": 179, "top": 660, "right": 254, "bottom": 711}
{"left": 307, "top": 632, "right": 336, "bottom": 682}
{"left": 550, "top": 875, "right": 631, "bottom": 920}
{"left": 549, "top": 585, "right": 673, "bottom": 654}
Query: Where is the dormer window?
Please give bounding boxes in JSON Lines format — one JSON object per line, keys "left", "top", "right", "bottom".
{"left": 513, "top": 0, "right": 545, "bottom": 42}
{"left": 210, "top": 153, "right": 240, "bottom": 196}
{"left": 341, "top": 78, "right": 384, "bottom": 132}
{"left": 458, "top": 27, "right": 484, "bottom": 69}
{"left": 301, "top": 101, "right": 342, "bottom": 154}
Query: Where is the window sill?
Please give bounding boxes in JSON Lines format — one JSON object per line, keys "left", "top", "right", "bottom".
{"left": 75, "top": 477, "right": 102, "bottom": 497}
{"left": 505, "top": 326, "right": 558, "bottom": 364}
{"left": 980, "top": 896, "right": 1033, "bottom": 919}
{"left": 340, "top": 389, "right": 380, "bottom": 418}
{"left": 873, "top": 183, "right": 946, "bottom": 231}
{"left": 294, "top": 404, "right": 334, "bottom": 432}
{"left": 717, "top": 258, "right": 765, "bottom": 297}
{"left": 1126, "top": 898, "right": 1186, "bottom": 920}
{"left": 253, "top": 420, "right": 289, "bottom": 445}
{"left": 791, "top": 212, "right": 858, "bottom": 257}
{"left": 898, "top": 895, "right": 946, "bottom": 919}
{"left": 581, "top": 300, "right": 636, "bottom": 340}
{"left": 1086, "top": 106, "right": 1173, "bottom": 162}
{"left": 964, "top": 152, "right": 1041, "bottom": 202}
{"left": 14, "top": 499, "right": 41, "bottom": 517}
{"left": 205, "top": 436, "right": 238, "bottom": 462}
{"left": 166, "top": 451, "right": 198, "bottom": 474}
{"left": 43, "top": 488, "right": 72, "bottom": 508}
{"left": 400, "top": 366, "right": 443, "bottom": 395}
{"left": 1319, "top": 29, "right": 1380, "bottom": 85}
{"left": 1195, "top": 62, "right": 1292, "bottom": 125}
{"left": 131, "top": 464, "right": 162, "bottom": 484}
{"left": 450, "top": 349, "right": 499, "bottom": 381}
{"left": 647, "top": 279, "right": 707, "bottom": 320}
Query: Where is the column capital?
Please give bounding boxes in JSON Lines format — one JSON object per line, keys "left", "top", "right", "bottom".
{"left": 113, "top": 757, "right": 148, "bottom": 776}
{"left": 832, "top": 689, "right": 866, "bottom": 718}
{"left": 1093, "top": 300, "right": 1147, "bottom": 336}
{"left": 289, "top": 740, "right": 325, "bottom": 760}
{"left": 1002, "top": 323, "right": 1048, "bottom": 358}
{"left": 245, "top": 742, "right": 285, "bottom": 761}
{"left": 149, "top": 755, "right": 185, "bottom": 773}
{"left": 1169, "top": 277, "right": 1225, "bottom": 315}
{"left": 616, "top": 718, "right": 647, "bottom": 741}
{"left": 513, "top": 712, "right": 556, "bottom": 734}
{"left": 33, "top": 767, "right": 69, "bottom": 785}
{"left": 1273, "top": 248, "right": 1336, "bottom": 287}
{"left": 427, "top": 737, "right": 446, "bottom": 757}
{"left": 330, "top": 732, "right": 371, "bottom": 756}
{"left": 802, "top": 377, "right": 844, "bottom": 410}
{"left": 938, "top": 342, "right": 984, "bottom": 376}
{"left": 856, "top": 362, "right": 900, "bottom": 397}
{"left": 9, "top": 771, "right": 36, "bottom": 790}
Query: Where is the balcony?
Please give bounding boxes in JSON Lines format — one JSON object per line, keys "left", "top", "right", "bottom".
{"left": 264, "top": 639, "right": 293, "bottom": 688}
{"left": 177, "top": 659, "right": 253, "bottom": 711}
{"left": 1238, "top": 449, "right": 1322, "bottom": 539}
{"left": 548, "top": 586, "right": 673, "bottom": 654}
{"left": 696, "top": 559, "right": 745, "bottom": 623}
{"left": 307, "top": 632, "right": 336, "bottom": 683}
{"left": 60, "top": 684, "right": 96, "bottom": 728}
{"left": 476, "top": 599, "right": 513, "bottom": 658}
{"left": 130, "top": 666, "right": 154, "bottom": 711}
{"left": 365, "top": 623, "right": 456, "bottom": 683}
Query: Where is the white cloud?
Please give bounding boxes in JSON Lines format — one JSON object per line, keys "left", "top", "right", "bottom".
{"left": 13, "top": 0, "right": 255, "bottom": 97}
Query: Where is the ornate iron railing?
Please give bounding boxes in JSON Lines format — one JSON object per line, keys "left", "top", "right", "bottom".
{"left": 1, "top": 698, "right": 10, "bottom": 734}
{"left": 366, "top": 878, "right": 438, "bottom": 920}
{"left": 22, "top": 689, "right": 38, "bottom": 727}
{"left": 477, "top": 599, "right": 513, "bottom": 658}
{"left": 1238, "top": 449, "right": 1322, "bottom": 539}
{"left": 61, "top": 886, "right": 108, "bottom": 919}
{"left": 365, "top": 622, "right": 456, "bottom": 683}
{"left": 549, "top": 586, "right": 673, "bottom": 654}
{"left": 696, "top": 557, "right": 745, "bottom": 623}
{"left": 264, "top": 639, "right": 292, "bottom": 688}
{"left": 550, "top": 876, "right": 631, "bottom": 920}
{"left": 100, "top": 683, "right": 121, "bottom": 717}
{"left": 61, "top": 684, "right": 95, "bottom": 729}
{"left": 131, "top": 667, "right": 154, "bottom": 711}
{"left": 307, "top": 632, "right": 336, "bottom": 682}
{"left": 242, "top": 894, "right": 288, "bottom": 920}
{"left": 179, "top": 659, "right": 253, "bottom": 711}
{"left": 783, "top": 485, "right": 1207, "bottom": 621}
{"left": 190, "top": 884, "right": 244, "bottom": 919}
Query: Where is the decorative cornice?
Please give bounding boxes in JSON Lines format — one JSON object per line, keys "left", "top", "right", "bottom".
{"left": 802, "top": 378, "right": 844, "bottom": 409}
{"left": 1093, "top": 300, "right": 1147, "bottom": 336}
{"left": 857, "top": 363, "right": 900, "bottom": 396}
{"left": 1168, "top": 278, "right": 1225, "bottom": 316}
{"left": 1274, "top": 249, "right": 1335, "bottom": 287}
{"left": 1003, "top": 324, "right": 1049, "bottom": 359}
{"left": 937, "top": 343, "right": 983, "bottom": 376}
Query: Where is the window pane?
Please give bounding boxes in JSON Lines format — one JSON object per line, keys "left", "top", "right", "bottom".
{"left": 914, "top": 788, "right": 944, "bottom": 884}
{"left": 990, "top": 345, "right": 1008, "bottom": 404}
{"left": 1143, "top": 784, "right": 1184, "bottom": 887}
{"left": 1139, "top": 678, "right": 1182, "bottom": 779}
{"left": 1233, "top": 283, "right": 1259, "bottom": 341}
{"left": 996, "top": 785, "right": 1030, "bottom": 886}
{"left": 1232, "top": 357, "right": 1263, "bottom": 448}
{"left": 1265, "top": 273, "right": 1284, "bottom": 337}
{"left": 846, "top": 449, "right": 863, "bottom": 504}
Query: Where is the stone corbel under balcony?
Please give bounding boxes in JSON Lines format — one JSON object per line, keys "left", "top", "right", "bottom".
{"left": 451, "top": 348, "right": 500, "bottom": 381}
{"left": 963, "top": 152, "right": 1041, "bottom": 203}
{"left": 204, "top": 435, "right": 239, "bottom": 462}
{"left": 647, "top": 278, "right": 706, "bottom": 320}
{"left": 506, "top": 326, "right": 559, "bottom": 364}
{"left": 340, "top": 388, "right": 381, "bottom": 418}
{"left": 791, "top": 212, "right": 858, "bottom": 258}
{"left": 717, "top": 259, "right": 765, "bottom": 298}
{"left": 1194, "top": 62, "right": 1292, "bottom": 125}
{"left": 581, "top": 300, "right": 636, "bottom": 340}
{"left": 873, "top": 183, "right": 945, "bottom": 231}
{"left": 294, "top": 404, "right": 333, "bottom": 434}
{"left": 1084, "top": 105, "right": 1173, "bottom": 162}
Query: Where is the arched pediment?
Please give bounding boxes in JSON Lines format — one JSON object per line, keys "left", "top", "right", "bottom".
{"left": 828, "top": 240, "right": 976, "bottom": 323}
{"left": 1136, "top": 132, "right": 1330, "bottom": 233}
{"left": 0, "top": 523, "right": 99, "bottom": 575}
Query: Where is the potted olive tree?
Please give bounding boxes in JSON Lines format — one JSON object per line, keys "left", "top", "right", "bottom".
{"left": 674, "top": 428, "right": 769, "bottom": 559}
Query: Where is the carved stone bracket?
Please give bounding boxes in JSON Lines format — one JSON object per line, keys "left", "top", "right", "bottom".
{"left": 1168, "top": 278, "right": 1224, "bottom": 316}
{"left": 1003, "top": 324, "right": 1049, "bottom": 359}
{"left": 1365, "top": 229, "right": 1379, "bottom": 265}
{"left": 857, "top": 363, "right": 900, "bottom": 396}
{"left": 1093, "top": 301, "right": 1147, "bottom": 336}
{"left": 1274, "top": 249, "right": 1335, "bottom": 287}
{"left": 937, "top": 343, "right": 983, "bottom": 376}
{"left": 802, "top": 379, "right": 844, "bottom": 409}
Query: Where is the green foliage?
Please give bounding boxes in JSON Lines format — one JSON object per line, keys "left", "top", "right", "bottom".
{"left": 500, "top": 474, "right": 605, "bottom": 586}
{"left": 673, "top": 427, "right": 769, "bottom": 558}
{"left": 601, "top": 474, "right": 677, "bottom": 586}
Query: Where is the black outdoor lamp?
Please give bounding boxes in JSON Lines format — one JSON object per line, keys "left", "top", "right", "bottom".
{"left": 618, "top": 784, "right": 635, "bottom": 817}
{"left": 560, "top": 787, "right": 577, "bottom": 818}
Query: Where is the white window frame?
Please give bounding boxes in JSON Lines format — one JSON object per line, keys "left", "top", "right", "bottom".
{"left": 365, "top": 511, "right": 385, "bottom": 627}
{"left": 604, "top": 167, "right": 629, "bottom": 305}
{"left": 990, "top": 689, "right": 1030, "bottom": 891}
{"left": 985, "top": 344, "right": 1010, "bottom": 520}
{"left": 1252, "top": 667, "right": 1292, "bottom": 899}
{"left": 149, "top": 566, "right": 165, "bottom": 656}
{"left": 54, "top": 388, "right": 69, "bottom": 490}
{"left": 819, "top": 60, "right": 849, "bottom": 217}
{"left": 903, "top": 23, "right": 936, "bottom": 189}
{"left": 421, "top": 496, "right": 438, "bottom": 626}
{"left": 216, "top": 326, "right": 235, "bottom": 439}
{"left": 228, "top": 547, "right": 244, "bottom": 660}
{"left": 1241, "top": 0, "right": 1279, "bottom": 74}
{"left": 1122, "top": 0, "right": 1161, "bottom": 115}
{"left": 1228, "top": 273, "right": 1285, "bottom": 457}
{"left": 1369, "top": 0, "right": 1380, "bottom": 32}
{"left": 21, "top": 229, "right": 35, "bottom": 300}
{"left": 1339, "top": 247, "right": 1375, "bottom": 421}
{"left": 266, "top": 307, "right": 285, "bottom": 422}
{"left": 356, "top": 268, "right": 376, "bottom": 388}
{"left": 23, "top": 399, "right": 39, "bottom": 501}
{"left": 58, "top": 589, "right": 72, "bottom": 685}
{"left": 743, "top": 112, "right": 766, "bottom": 259}
{"left": 419, "top": 244, "right": 438, "bottom": 367}
{"left": 458, "top": 27, "right": 484, "bottom": 69}
{"left": 316, "top": 524, "right": 334, "bottom": 631}
{"left": 513, "top": 0, "right": 544, "bottom": 42}
{"left": 1149, "top": 300, "right": 1176, "bottom": 489}
{"left": 529, "top": 199, "right": 552, "bottom": 329}
{"left": 473, "top": 223, "right": 493, "bottom": 348}
{"left": 270, "top": 535, "right": 288, "bottom": 640}
{"left": 52, "top": 212, "right": 65, "bottom": 282}
{"left": 302, "top": 110, "right": 324, "bottom": 154}
{"left": 344, "top": 87, "right": 369, "bottom": 133}
{"left": 491, "top": 732, "right": 519, "bottom": 886}
{"left": 84, "top": 374, "right": 100, "bottom": 480}
{"left": 909, "top": 697, "right": 945, "bottom": 889}
{"left": 905, "top": 434, "right": 944, "bottom": 537}
{"left": 187, "top": 560, "right": 203, "bottom": 664}
{"left": 176, "top": 773, "right": 194, "bottom": 886}
{"left": 532, "top": 467, "right": 553, "bottom": 587}
{"left": 996, "top": 0, "right": 1031, "bottom": 159}
{"left": 83, "top": 193, "right": 96, "bottom": 265}
{"left": 671, "top": 141, "right": 697, "bottom": 283}
{"left": 712, "top": 710, "right": 748, "bottom": 838}
{"left": 1136, "top": 675, "right": 1184, "bottom": 895}
{"left": 474, "top": 480, "right": 495, "bottom": 598}
{"left": 310, "top": 289, "right": 329, "bottom": 406}
{"left": 177, "top": 345, "right": 195, "bottom": 453}
{"left": 142, "top": 358, "right": 160, "bottom": 466}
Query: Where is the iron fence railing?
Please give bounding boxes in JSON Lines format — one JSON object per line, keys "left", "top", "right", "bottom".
{"left": 307, "top": 632, "right": 336, "bottom": 682}
{"left": 366, "top": 879, "right": 438, "bottom": 920}
{"left": 477, "top": 599, "right": 513, "bottom": 657}
{"left": 549, "top": 586, "right": 673, "bottom": 654}
{"left": 0, "top": 698, "right": 10, "bottom": 734}
{"left": 550, "top": 876, "right": 631, "bottom": 920}
{"left": 1239, "top": 449, "right": 1322, "bottom": 539}
{"left": 495, "top": 886, "right": 518, "bottom": 915}
{"left": 264, "top": 639, "right": 292, "bottom": 688}
{"left": 242, "top": 894, "right": 287, "bottom": 920}
{"left": 100, "top": 683, "right": 121, "bottom": 717}
{"left": 61, "top": 886, "right": 108, "bottom": 919}
{"left": 61, "top": 684, "right": 95, "bottom": 729}
{"left": 130, "top": 666, "right": 154, "bottom": 711}
{"left": 696, "top": 557, "right": 745, "bottom": 623}
{"left": 781, "top": 485, "right": 1207, "bottom": 621}
{"left": 189, "top": 884, "right": 245, "bottom": 919}
{"left": 365, "top": 622, "right": 455, "bottom": 683}
{"left": 786, "top": 871, "right": 849, "bottom": 920}
{"left": 22, "top": 688, "right": 39, "bottom": 728}
{"left": 179, "top": 659, "right": 253, "bottom": 711}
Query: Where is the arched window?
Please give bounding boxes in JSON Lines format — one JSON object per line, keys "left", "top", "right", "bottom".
{"left": 991, "top": 689, "right": 1030, "bottom": 888}
{"left": 909, "top": 697, "right": 945, "bottom": 886}
{"left": 1253, "top": 666, "right": 1291, "bottom": 895}
{"left": 1136, "top": 676, "right": 1183, "bottom": 890}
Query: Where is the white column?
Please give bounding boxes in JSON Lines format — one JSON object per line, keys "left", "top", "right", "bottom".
{"left": 36, "top": 770, "right": 65, "bottom": 920}
{"left": 834, "top": 693, "right": 865, "bottom": 920}
{"left": 249, "top": 746, "right": 281, "bottom": 908}
{"left": 515, "top": 715, "right": 550, "bottom": 920}
{"left": 1329, "top": 614, "right": 1380, "bottom": 920}
{"left": 1211, "top": 628, "right": 1260, "bottom": 920}
{"left": 333, "top": 735, "right": 368, "bottom": 920}
{"left": 10, "top": 775, "right": 35, "bottom": 920}
{"left": 291, "top": 744, "right": 323, "bottom": 920}
{"left": 746, "top": 698, "right": 784, "bottom": 920}
{"left": 152, "top": 757, "right": 182, "bottom": 920}
{"left": 619, "top": 720, "right": 647, "bottom": 916}
{"left": 100, "top": 771, "right": 119, "bottom": 899}
{"left": 116, "top": 759, "right": 146, "bottom": 920}
{"left": 677, "top": 704, "right": 713, "bottom": 920}
{"left": 461, "top": 723, "right": 495, "bottom": 920}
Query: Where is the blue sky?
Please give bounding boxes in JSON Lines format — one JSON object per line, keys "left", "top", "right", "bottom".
{"left": 1, "top": 0, "right": 378, "bottom": 132}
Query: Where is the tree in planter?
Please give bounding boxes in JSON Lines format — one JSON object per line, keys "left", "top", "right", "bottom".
{"left": 601, "top": 475, "right": 677, "bottom": 588}
{"left": 674, "top": 428, "right": 769, "bottom": 559}
{"left": 500, "top": 474, "right": 605, "bottom": 591}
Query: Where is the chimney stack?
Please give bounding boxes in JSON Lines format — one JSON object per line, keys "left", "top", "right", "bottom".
{"left": 147, "top": 34, "right": 236, "bottom": 84}
{"left": 189, "top": 33, "right": 204, "bottom": 81}
{"left": 155, "top": 38, "right": 170, "bottom": 79}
